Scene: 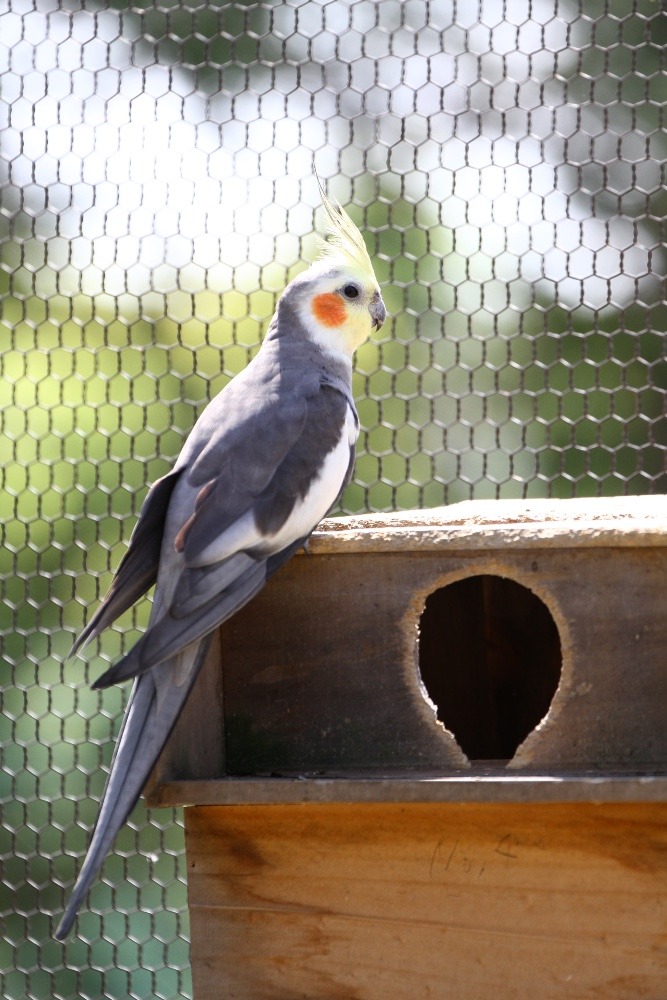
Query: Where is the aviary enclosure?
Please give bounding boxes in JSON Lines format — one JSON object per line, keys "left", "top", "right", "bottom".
{"left": 1, "top": 1, "right": 665, "bottom": 997}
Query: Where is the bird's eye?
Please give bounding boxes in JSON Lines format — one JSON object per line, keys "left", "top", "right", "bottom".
{"left": 342, "top": 284, "right": 360, "bottom": 299}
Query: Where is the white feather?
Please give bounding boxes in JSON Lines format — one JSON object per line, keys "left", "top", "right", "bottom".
{"left": 192, "top": 405, "right": 357, "bottom": 568}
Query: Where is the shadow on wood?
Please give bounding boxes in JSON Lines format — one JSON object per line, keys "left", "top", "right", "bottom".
{"left": 419, "top": 575, "right": 562, "bottom": 761}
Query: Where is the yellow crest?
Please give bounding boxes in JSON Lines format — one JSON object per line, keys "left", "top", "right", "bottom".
{"left": 316, "top": 178, "right": 379, "bottom": 287}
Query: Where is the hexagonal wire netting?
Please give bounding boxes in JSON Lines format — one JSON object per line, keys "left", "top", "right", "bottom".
{"left": 1, "top": 0, "right": 666, "bottom": 996}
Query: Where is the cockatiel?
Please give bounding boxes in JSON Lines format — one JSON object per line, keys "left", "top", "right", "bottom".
{"left": 55, "top": 190, "right": 386, "bottom": 939}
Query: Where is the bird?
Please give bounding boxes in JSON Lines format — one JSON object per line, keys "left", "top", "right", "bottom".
{"left": 54, "top": 187, "right": 386, "bottom": 939}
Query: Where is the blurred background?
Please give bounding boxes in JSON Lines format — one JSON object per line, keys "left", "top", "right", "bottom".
{"left": 1, "top": 0, "right": 665, "bottom": 996}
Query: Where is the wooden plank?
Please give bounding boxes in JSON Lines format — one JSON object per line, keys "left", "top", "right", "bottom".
{"left": 218, "top": 547, "right": 667, "bottom": 774}
{"left": 155, "top": 774, "right": 667, "bottom": 807}
{"left": 185, "top": 801, "right": 667, "bottom": 1000}
{"left": 308, "top": 496, "right": 667, "bottom": 553}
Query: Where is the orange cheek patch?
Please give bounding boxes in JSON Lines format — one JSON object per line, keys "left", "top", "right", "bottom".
{"left": 312, "top": 292, "right": 347, "bottom": 328}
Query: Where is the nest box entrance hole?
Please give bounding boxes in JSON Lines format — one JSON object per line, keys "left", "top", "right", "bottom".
{"left": 418, "top": 575, "right": 562, "bottom": 764}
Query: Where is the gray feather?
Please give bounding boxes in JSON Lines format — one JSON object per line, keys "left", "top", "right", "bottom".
{"left": 70, "top": 470, "right": 183, "bottom": 655}
{"left": 55, "top": 637, "right": 211, "bottom": 940}
{"left": 92, "top": 559, "right": 267, "bottom": 688}
{"left": 171, "top": 553, "right": 259, "bottom": 619}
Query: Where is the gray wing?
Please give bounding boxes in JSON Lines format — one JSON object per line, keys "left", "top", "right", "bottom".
{"left": 91, "top": 379, "right": 351, "bottom": 688}
{"left": 70, "top": 470, "right": 183, "bottom": 656}
{"left": 70, "top": 349, "right": 318, "bottom": 660}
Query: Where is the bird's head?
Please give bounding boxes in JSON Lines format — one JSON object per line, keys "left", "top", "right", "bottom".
{"left": 282, "top": 188, "right": 387, "bottom": 361}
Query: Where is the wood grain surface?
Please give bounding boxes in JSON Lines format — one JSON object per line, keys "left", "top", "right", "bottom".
{"left": 185, "top": 801, "right": 667, "bottom": 1000}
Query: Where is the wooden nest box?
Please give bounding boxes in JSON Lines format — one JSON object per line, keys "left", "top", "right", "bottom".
{"left": 149, "top": 496, "right": 667, "bottom": 999}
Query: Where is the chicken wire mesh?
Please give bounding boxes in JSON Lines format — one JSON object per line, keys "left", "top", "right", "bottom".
{"left": 1, "top": 0, "right": 666, "bottom": 995}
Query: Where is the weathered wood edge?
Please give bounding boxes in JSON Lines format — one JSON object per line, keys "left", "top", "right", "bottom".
{"left": 304, "top": 523, "right": 665, "bottom": 553}
{"left": 306, "top": 496, "right": 666, "bottom": 554}
{"left": 153, "top": 774, "right": 667, "bottom": 807}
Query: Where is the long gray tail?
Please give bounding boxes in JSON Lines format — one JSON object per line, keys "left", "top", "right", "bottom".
{"left": 54, "top": 636, "right": 211, "bottom": 940}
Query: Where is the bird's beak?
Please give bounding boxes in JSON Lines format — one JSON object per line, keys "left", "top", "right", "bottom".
{"left": 369, "top": 293, "right": 387, "bottom": 332}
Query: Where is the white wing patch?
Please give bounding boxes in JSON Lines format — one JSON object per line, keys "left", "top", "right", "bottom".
{"left": 187, "top": 509, "right": 260, "bottom": 569}
{"left": 192, "top": 404, "right": 358, "bottom": 568}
